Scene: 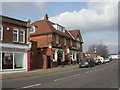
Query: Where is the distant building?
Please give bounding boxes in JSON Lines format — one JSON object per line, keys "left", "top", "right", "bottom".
{"left": 0, "top": 15, "right": 31, "bottom": 73}
{"left": 30, "top": 14, "right": 84, "bottom": 69}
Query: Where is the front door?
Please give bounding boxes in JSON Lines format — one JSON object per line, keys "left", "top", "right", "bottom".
{"left": 57, "top": 51, "right": 62, "bottom": 66}
{"left": 47, "top": 56, "right": 51, "bottom": 68}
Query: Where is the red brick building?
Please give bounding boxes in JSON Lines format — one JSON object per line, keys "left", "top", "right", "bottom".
{"left": 0, "top": 15, "right": 31, "bottom": 73}
{"left": 30, "top": 14, "right": 83, "bottom": 69}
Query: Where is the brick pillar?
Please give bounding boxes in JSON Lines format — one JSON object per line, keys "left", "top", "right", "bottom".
{"left": 43, "top": 55, "right": 47, "bottom": 69}
{"left": 27, "top": 50, "right": 30, "bottom": 71}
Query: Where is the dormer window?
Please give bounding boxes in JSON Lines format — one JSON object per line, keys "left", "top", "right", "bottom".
{"left": 52, "top": 24, "right": 65, "bottom": 33}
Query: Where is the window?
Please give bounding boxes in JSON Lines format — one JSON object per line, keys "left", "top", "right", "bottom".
{"left": 64, "top": 37, "right": 66, "bottom": 46}
{"left": 70, "top": 39, "right": 72, "bottom": 46}
{"left": 2, "top": 53, "right": 13, "bottom": 69}
{"left": 20, "top": 30, "right": 25, "bottom": 43}
{"left": 2, "top": 52, "right": 25, "bottom": 69}
{"left": 13, "top": 29, "right": 19, "bottom": 42}
{"left": 52, "top": 50, "right": 55, "bottom": 59}
{"left": 38, "top": 52, "right": 40, "bottom": 55}
{"left": 76, "top": 42, "right": 80, "bottom": 48}
{"left": 30, "top": 52, "right": 33, "bottom": 56}
{"left": 0, "top": 26, "right": 3, "bottom": 40}
{"left": 56, "top": 35, "right": 59, "bottom": 44}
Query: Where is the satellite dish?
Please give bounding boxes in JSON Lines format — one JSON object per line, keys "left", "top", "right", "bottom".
{"left": 30, "top": 26, "right": 36, "bottom": 33}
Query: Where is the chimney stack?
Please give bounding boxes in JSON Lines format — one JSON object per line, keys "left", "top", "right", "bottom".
{"left": 44, "top": 14, "right": 49, "bottom": 20}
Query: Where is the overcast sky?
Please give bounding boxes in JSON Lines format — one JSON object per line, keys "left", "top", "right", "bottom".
{"left": 1, "top": 0, "right": 119, "bottom": 54}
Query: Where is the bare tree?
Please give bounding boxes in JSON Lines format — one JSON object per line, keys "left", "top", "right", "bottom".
{"left": 86, "top": 44, "right": 109, "bottom": 58}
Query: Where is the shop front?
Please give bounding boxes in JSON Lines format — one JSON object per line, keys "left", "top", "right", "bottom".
{"left": 0, "top": 43, "right": 31, "bottom": 73}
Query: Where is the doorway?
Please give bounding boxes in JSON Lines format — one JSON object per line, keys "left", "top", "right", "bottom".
{"left": 57, "top": 51, "right": 62, "bottom": 66}
{"left": 47, "top": 56, "right": 51, "bottom": 68}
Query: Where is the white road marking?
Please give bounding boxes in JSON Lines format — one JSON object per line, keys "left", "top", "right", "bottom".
{"left": 21, "top": 83, "right": 41, "bottom": 88}
{"left": 54, "top": 74, "right": 81, "bottom": 82}
{"left": 12, "top": 83, "right": 42, "bottom": 90}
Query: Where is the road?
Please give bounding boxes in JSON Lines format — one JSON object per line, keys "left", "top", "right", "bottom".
{"left": 2, "top": 60, "right": 118, "bottom": 89}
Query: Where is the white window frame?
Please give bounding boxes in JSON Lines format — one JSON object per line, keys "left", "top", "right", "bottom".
{"left": 13, "top": 28, "right": 19, "bottom": 42}
{"left": 0, "top": 26, "right": 3, "bottom": 41}
{"left": 56, "top": 35, "right": 59, "bottom": 44}
{"left": 20, "top": 30, "right": 25, "bottom": 43}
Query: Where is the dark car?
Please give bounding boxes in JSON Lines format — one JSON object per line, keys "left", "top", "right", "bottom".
{"left": 79, "top": 58, "right": 95, "bottom": 68}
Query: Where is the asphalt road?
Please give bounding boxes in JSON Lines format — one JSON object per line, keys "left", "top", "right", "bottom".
{"left": 2, "top": 60, "right": 118, "bottom": 89}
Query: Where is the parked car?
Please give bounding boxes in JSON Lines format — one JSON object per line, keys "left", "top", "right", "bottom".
{"left": 93, "top": 58, "right": 101, "bottom": 65}
{"left": 103, "top": 58, "right": 110, "bottom": 63}
{"left": 79, "top": 58, "right": 95, "bottom": 68}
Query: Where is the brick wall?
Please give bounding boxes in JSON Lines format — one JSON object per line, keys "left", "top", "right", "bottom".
{"left": 1, "top": 16, "right": 27, "bottom": 44}
{"left": 30, "top": 41, "right": 38, "bottom": 69}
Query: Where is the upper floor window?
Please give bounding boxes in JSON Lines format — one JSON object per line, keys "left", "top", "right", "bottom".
{"left": 0, "top": 26, "right": 3, "bottom": 41}
{"left": 70, "top": 39, "right": 72, "bottom": 46}
{"left": 64, "top": 37, "right": 66, "bottom": 46}
{"left": 13, "top": 29, "right": 19, "bottom": 42}
{"left": 52, "top": 24, "right": 65, "bottom": 33}
{"left": 56, "top": 35, "right": 59, "bottom": 44}
{"left": 30, "top": 26, "right": 37, "bottom": 33}
{"left": 76, "top": 42, "right": 80, "bottom": 48}
{"left": 20, "top": 30, "right": 25, "bottom": 43}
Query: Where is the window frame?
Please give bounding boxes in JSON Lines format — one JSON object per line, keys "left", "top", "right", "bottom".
{"left": 64, "top": 37, "right": 66, "bottom": 46}
{"left": 0, "top": 26, "right": 3, "bottom": 41}
{"left": 70, "top": 39, "right": 72, "bottom": 46}
{"left": 13, "top": 28, "right": 19, "bottom": 42}
{"left": 56, "top": 35, "right": 59, "bottom": 44}
{"left": 19, "top": 29, "right": 25, "bottom": 43}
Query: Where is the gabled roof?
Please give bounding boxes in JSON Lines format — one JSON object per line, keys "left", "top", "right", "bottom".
{"left": 69, "top": 30, "right": 83, "bottom": 42}
{"left": 30, "top": 14, "right": 83, "bottom": 42}
{"left": 30, "top": 19, "right": 71, "bottom": 38}
{"left": 69, "top": 30, "right": 79, "bottom": 39}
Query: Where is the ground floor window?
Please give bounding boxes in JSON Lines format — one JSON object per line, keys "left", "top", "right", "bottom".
{"left": 1, "top": 52, "right": 25, "bottom": 70}
{"left": 2, "top": 53, "right": 13, "bottom": 69}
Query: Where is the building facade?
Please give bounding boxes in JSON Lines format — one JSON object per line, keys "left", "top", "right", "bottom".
{"left": 30, "top": 14, "right": 83, "bottom": 69}
{"left": 0, "top": 15, "right": 31, "bottom": 73}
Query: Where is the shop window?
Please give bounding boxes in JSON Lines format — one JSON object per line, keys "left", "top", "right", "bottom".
{"left": 2, "top": 53, "right": 13, "bottom": 69}
{"left": 13, "top": 29, "right": 19, "bottom": 42}
{"left": 0, "top": 26, "right": 3, "bottom": 40}
{"left": 20, "top": 30, "right": 25, "bottom": 43}
{"left": 14, "top": 53, "right": 24, "bottom": 69}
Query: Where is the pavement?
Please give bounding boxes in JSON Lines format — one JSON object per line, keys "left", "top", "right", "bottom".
{"left": 2, "top": 64, "right": 79, "bottom": 80}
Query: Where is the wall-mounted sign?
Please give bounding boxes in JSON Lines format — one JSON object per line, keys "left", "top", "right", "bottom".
{"left": 2, "top": 47, "right": 26, "bottom": 52}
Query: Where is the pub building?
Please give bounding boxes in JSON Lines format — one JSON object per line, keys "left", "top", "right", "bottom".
{"left": 30, "top": 14, "right": 83, "bottom": 69}
{"left": 0, "top": 15, "right": 31, "bottom": 73}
